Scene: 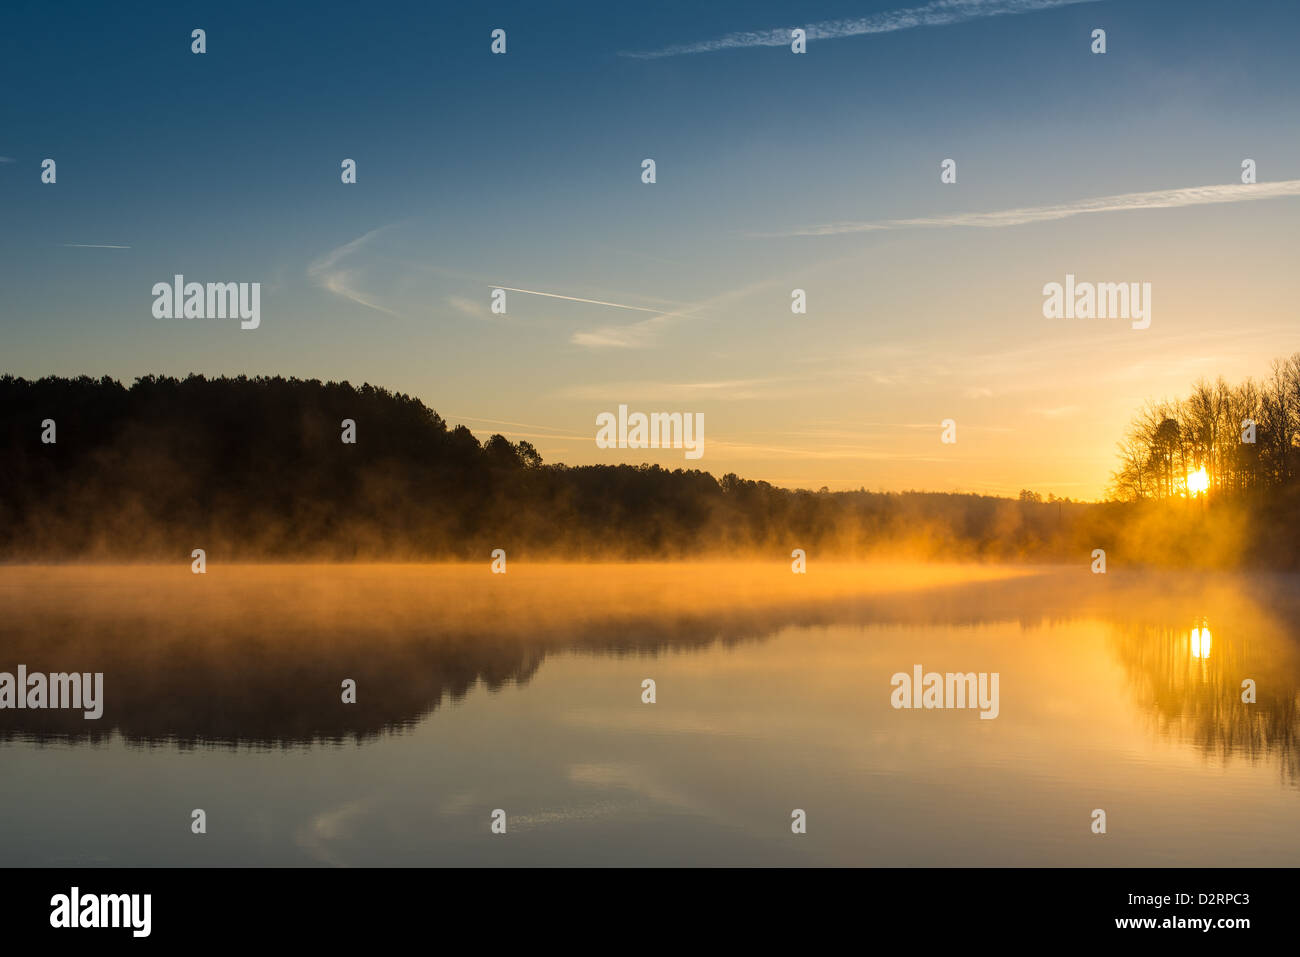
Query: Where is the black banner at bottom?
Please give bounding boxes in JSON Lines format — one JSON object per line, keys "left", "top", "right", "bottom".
{"left": 0, "top": 867, "right": 1277, "bottom": 943}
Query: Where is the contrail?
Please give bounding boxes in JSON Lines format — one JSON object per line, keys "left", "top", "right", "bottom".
{"left": 754, "top": 180, "right": 1300, "bottom": 237}
{"left": 491, "top": 285, "right": 666, "bottom": 314}
{"left": 61, "top": 243, "right": 131, "bottom": 249}
{"left": 621, "top": 0, "right": 1099, "bottom": 59}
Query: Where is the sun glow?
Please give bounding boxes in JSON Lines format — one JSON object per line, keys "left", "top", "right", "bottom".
{"left": 1187, "top": 467, "right": 1209, "bottom": 496}
{"left": 1191, "top": 625, "right": 1212, "bottom": 659}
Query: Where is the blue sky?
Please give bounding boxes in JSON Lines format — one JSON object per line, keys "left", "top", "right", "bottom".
{"left": 3, "top": 0, "right": 1299, "bottom": 497}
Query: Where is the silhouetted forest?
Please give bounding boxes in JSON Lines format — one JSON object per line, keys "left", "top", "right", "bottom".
{"left": 1110, "top": 353, "right": 1300, "bottom": 501}
{"left": 2, "top": 372, "right": 1299, "bottom": 566}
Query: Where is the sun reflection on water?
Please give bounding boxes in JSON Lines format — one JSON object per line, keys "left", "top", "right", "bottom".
{"left": 1190, "top": 621, "right": 1213, "bottom": 659}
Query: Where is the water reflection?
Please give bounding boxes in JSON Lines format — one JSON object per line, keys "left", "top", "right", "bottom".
{"left": 1107, "top": 607, "right": 1300, "bottom": 783}
{"left": 1191, "top": 621, "right": 1212, "bottom": 659}
{"left": 1, "top": 563, "right": 1299, "bottom": 788}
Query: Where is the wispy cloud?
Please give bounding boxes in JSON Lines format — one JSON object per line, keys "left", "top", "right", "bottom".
{"left": 446, "top": 295, "right": 489, "bottom": 319}
{"left": 570, "top": 313, "right": 683, "bottom": 349}
{"left": 61, "top": 243, "right": 131, "bottom": 249}
{"left": 503, "top": 251, "right": 896, "bottom": 350}
{"left": 0, "top": 156, "right": 15, "bottom": 163}
{"left": 484, "top": 283, "right": 690, "bottom": 348}
{"left": 621, "top": 0, "right": 1097, "bottom": 59}
{"left": 567, "top": 242, "right": 920, "bottom": 350}
{"left": 491, "top": 285, "right": 666, "bottom": 315}
{"left": 571, "top": 274, "right": 797, "bottom": 349}
{"left": 759, "top": 180, "right": 1300, "bottom": 237}
{"left": 308, "top": 225, "right": 400, "bottom": 317}
{"left": 557, "top": 377, "right": 797, "bottom": 402}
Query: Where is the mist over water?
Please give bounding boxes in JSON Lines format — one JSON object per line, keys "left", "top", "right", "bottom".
{"left": 2, "top": 562, "right": 1298, "bottom": 865}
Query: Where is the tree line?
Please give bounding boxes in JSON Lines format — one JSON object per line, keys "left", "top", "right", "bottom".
{"left": 0, "top": 373, "right": 1104, "bottom": 562}
{"left": 2, "top": 371, "right": 1298, "bottom": 567}
{"left": 1109, "top": 353, "right": 1300, "bottom": 501}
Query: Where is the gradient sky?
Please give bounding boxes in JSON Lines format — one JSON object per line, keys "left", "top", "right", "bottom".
{"left": 3, "top": 0, "right": 1299, "bottom": 499}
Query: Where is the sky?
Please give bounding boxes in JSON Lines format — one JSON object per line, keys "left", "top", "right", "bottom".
{"left": 2, "top": 0, "right": 1299, "bottom": 500}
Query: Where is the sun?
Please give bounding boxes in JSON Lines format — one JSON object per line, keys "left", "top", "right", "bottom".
{"left": 1187, "top": 467, "right": 1209, "bottom": 496}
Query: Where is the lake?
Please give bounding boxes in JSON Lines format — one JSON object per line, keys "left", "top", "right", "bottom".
{"left": 1, "top": 562, "right": 1297, "bottom": 866}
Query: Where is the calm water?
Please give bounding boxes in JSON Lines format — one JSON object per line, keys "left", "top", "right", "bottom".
{"left": 1, "top": 562, "right": 1297, "bottom": 866}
